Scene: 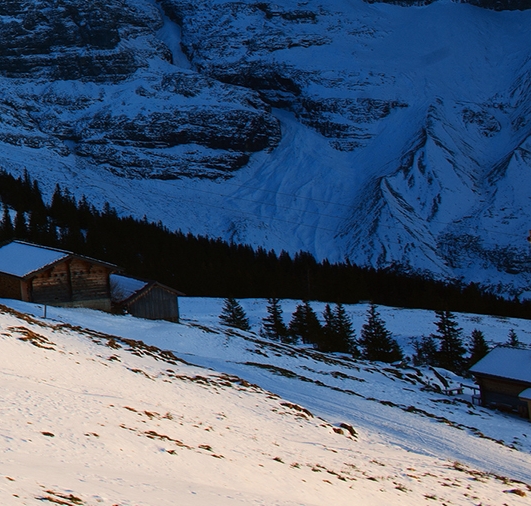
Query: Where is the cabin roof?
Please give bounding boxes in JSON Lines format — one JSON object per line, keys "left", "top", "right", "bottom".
{"left": 0, "top": 240, "right": 117, "bottom": 279}
{"left": 469, "top": 346, "right": 531, "bottom": 384}
{"left": 110, "top": 274, "right": 150, "bottom": 303}
{"left": 519, "top": 388, "right": 531, "bottom": 401}
{"left": 110, "top": 273, "right": 184, "bottom": 305}
{"left": 0, "top": 240, "right": 70, "bottom": 277}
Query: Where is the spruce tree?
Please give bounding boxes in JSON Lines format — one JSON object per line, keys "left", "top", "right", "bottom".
{"left": 31, "top": 180, "right": 45, "bottom": 211}
{"left": 411, "top": 335, "right": 438, "bottom": 366}
{"left": 0, "top": 204, "right": 13, "bottom": 242}
{"left": 28, "top": 206, "right": 49, "bottom": 243}
{"left": 468, "top": 329, "right": 489, "bottom": 367}
{"left": 49, "top": 184, "right": 64, "bottom": 224}
{"left": 431, "top": 310, "right": 466, "bottom": 373}
{"left": 219, "top": 297, "right": 251, "bottom": 331}
{"left": 334, "top": 303, "right": 357, "bottom": 355}
{"left": 321, "top": 303, "right": 338, "bottom": 352}
{"left": 506, "top": 328, "right": 520, "bottom": 348}
{"left": 288, "top": 300, "right": 322, "bottom": 346}
{"left": 321, "top": 303, "right": 356, "bottom": 354}
{"left": 13, "top": 209, "right": 27, "bottom": 239}
{"left": 359, "top": 303, "right": 403, "bottom": 363}
{"left": 261, "top": 298, "right": 289, "bottom": 342}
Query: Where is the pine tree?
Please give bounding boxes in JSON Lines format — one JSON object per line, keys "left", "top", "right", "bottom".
{"left": 320, "top": 303, "right": 356, "bottom": 354}
{"left": 506, "top": 328, "right": 520, "bottom": 348}
{"left": 288, "top": 300, "right": 322, "bottom": 346}
{"left": 219, "top": 297, "right": 251, "bottom": 331}
{"left": 431, "top": 310, "right": 466, "bottom": 373}
{"left": 320, "top": 303, "right": 338, "bottom": 352}
{"left": 13, "top": 209, "right": 27, "bottom": 239}
{"left": 334, "top": 303, "right": 357, "bottom": 355}
{"left": 0, "top": 204, "right": 13, "bottom": 242}
{"left": 61, "top": 221, "right": 85, "bottom": 252}
{"left": 31, "top": 180, "right": 45, "bottom": 211}
{"left": 359, "top": 303, "right": 403, "bottom": 363}
{"left": 261, "top": 298, "right": 289, "bottom": 342}
{"left": 49, "top": 184, "right": 64, "bottom": 224}
{"left": 411, "top": 335, "right": 438, "bottom": 366}
{"left": 77, "top": 194, "right": 94, "bottom": 229}
{"left": 468, "top": 329, "right": 489, "bottom": 367}
{"left": 28, "top": 206, "right": 49, "bottom": 242}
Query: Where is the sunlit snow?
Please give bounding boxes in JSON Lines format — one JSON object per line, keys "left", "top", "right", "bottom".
{"left": 0, "top": 297, "right": 530, "bottom": 505}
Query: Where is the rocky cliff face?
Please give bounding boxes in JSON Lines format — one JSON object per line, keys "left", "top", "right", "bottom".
{"left": 0, "top": 0, "right": 281, "bottom": 179}
{"left": 1, "top": 0, "right": 531, "bottom": 298}
{"left": 159, "top": 0, "right": 410, "bottom": 152}
{"left": 471, "top": 0, "right": 531, "bottom": 9}
{"left": 364, "top": 0, "right": 531, "bottom": 9}
{"left": 0, "top": 0, "right": 158, "bottom": 80}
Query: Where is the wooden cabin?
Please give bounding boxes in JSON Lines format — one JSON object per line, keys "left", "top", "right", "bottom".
{"left": 0, "top": 240, "right": 117, "bottom": 311}
{"left": 110, "top": 274, "right": 184, "bottom": 322}
{"left": 520, "top": 389, "right": 531, "bottom": 420}
{"left": 469, "top": 346, "right": 531, "bottom": 419}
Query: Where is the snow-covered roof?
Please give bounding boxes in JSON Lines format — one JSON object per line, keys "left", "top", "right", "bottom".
{"left": 519, "top": 388, "right": 531, "bottom": 401}
{"left": 469, "top": 346, "right": 531, "bottom": 384}
{"left": 110, "top": 274, "right": 149, "bottom": 303}
{"left": 0, "top": 241, "right": 70, "bottom": 278}
{"left": 110, "top": 274, "right": 184, "bottom": 303}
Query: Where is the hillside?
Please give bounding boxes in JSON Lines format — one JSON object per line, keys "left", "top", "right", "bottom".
{"left": 1, "top": 297, "right": 530, "bottom": 504}
{"left": 0, "top": 1, "right": 530, "bottom": 297}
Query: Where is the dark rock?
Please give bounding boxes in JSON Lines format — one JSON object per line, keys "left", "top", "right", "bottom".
{"left": 364, "top": 0, "right": 531, "bottom": 10}
{"left": 0, "top": 1, "right": 281, "bottom": 179}
{"left": 160, "top": 0, "right": 407, "bottom": 150}
{"left": 0, "top": 0, "right": 162, "bottom": 80}
{"left": 80, "top": 108, "right": 279, "bottom": 152}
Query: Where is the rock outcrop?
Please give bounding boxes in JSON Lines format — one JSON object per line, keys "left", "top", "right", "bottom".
{"left": 0, "top": 0, "right": 281, "bottom": 179}
{"left": 364, "top": 0, "right": 531, "bottom": 10}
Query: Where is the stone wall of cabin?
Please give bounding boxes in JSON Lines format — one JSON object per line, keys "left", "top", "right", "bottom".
{"left": 30, "top": 258, "right": 112, "bottom": 311}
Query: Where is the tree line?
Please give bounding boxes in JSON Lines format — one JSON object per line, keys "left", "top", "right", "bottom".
{"left": 219, "top": 297, "right": 397, "bottom": 359}
{"left": 411, "top": 312, "right": 526, "bottom": 374}
{"left": 220, "top": 298, "right": 527, "bottom": 374}
{"left": 0, "top": 168, "right": 530, "bottom": 320}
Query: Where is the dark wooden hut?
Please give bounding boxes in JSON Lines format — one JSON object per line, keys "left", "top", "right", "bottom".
{"left": 110, "top": 274, "right": 184, "bottom": 322}
{"left": 0, "top": 240, "right": 117, "bottom": 311}
{"left": 469, "top": 346, "right": 531, "bottom": 419}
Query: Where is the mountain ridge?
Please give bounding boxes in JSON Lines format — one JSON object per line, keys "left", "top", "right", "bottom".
{"left": 0, "top": 0, "right": 530, "bottom": 298}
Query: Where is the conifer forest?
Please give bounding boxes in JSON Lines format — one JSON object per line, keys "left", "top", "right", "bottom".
{"left": 0, "top": 168, "right": 530, "bottom": 320}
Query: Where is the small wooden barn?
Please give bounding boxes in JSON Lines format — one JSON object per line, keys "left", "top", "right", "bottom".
{"left": 0, "top": 240, "right": 117, "bottom": 311}
{"left": 110, "top": 273, "right": 184, "bottom": 323}
{"left": 520, "top": 388, "right": 531, "bottom": 420}
{"left": 469, "top": 346, "right": 531, "bottom": 419}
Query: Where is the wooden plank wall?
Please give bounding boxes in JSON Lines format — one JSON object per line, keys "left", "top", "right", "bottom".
{"left": 480, "top": 377, "right": 529, "bottom": 398}
{"left": 69, "top": 259, "right": 111, "bottom": 302}
{"left": 127, "top": 286, "right": 179, "bottom": 322}
{"left": 30, "top": 258, "right": 112, "bottom": 310}
{"left": 478, "top": 376, "right": 530, "bottom": 416}
{"left": 31, "top": 263, "right": 71, "bottom": 304}
{"left": 0, "top": 274, "right": 22, "bottom": 299}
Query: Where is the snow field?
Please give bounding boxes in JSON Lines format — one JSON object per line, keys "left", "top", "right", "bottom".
{"left": 0, "top": 299, "right": 530, "bottom": 504}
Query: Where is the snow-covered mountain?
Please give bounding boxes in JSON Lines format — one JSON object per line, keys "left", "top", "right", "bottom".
{"left": 1, "top": 297, "right": 531, "bottom": 504}
{"left": 1, "top": 0, "right": 531, "bottom": 297}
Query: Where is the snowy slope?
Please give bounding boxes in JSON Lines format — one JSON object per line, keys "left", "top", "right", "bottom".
{"left": 1, "top": 297, "right": 531, "bottom": 505}
{"left": 1, "top": 0, "right": 531, "bottom": 296}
